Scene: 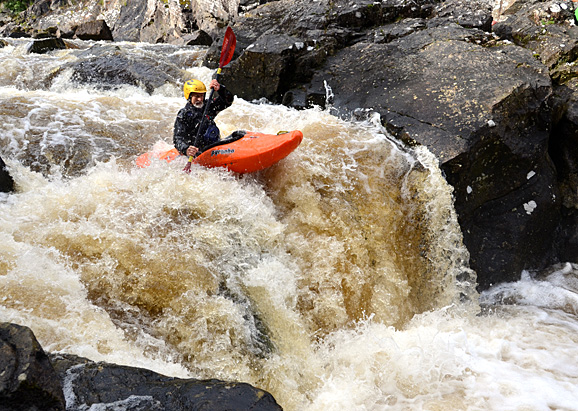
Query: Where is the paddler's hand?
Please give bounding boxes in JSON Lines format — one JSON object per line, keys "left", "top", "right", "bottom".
{"left": 186, "top": 146, "right": 199, "bottom": 157}
{"left": 209, "top": 79, "right": 221, "bottom": 91}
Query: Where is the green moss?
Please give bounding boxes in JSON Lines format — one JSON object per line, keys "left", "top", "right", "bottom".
{"left": 540, "top": 18, "right": 556, "bottom": 25}
{"left": 1, "top": 0, "right": 34, "bottom": 14}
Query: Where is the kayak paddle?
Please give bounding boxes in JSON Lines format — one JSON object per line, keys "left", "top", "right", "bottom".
{"left": 184, "top": 26, "right": 237, "bottom": 173}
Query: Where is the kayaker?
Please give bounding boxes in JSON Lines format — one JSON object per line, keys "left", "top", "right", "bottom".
{"left": 173, "top": 78, "right": 234, "bottom": 157}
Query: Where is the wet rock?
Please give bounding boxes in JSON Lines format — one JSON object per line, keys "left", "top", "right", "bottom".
{"left": 49, "top": 44, "right": 191, "bottom": 94}
{"left": 179, "top": 29, "right": 214, "bottom": 46}
{"left": 550, "top": 77, "right": 578, "bottom": 260}
{"left": 0, "top": 156, "right": 14, "bottom": 193}
{"left": 0, "top": 323, "right": 282, "bottom": 411}
{"left": 49, "top": 353, "right": 282, "bottom": 411}
{"left": 74, "top": 19, "right": 113, "bottom": 41}
{"left": 0, "top": 323, "right": 65, "bottom": 410}
{"left": 216, "top": 0, "right": 437, "bottom": 102}
{"left": 27, "top": 37, "right": 67, "bottom": 54}
{"left": 224, "top": 33, "right": 306, "bottom": 102}
{"left": 3, "top": 25, "right": 31, "bottom": 38}
{"left": 32, "top": 26, "right": 58, "bottom": 39}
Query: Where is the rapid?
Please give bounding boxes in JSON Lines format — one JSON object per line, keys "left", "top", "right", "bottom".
{"left": 1, "top": 38, "right": 578, "bottom": 411}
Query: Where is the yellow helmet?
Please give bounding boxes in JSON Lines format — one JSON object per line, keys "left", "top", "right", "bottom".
{"left": 183, "top": 79, "right": 207, "bottom": 99}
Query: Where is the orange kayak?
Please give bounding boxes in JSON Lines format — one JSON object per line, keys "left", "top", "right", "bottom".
{"left": 136, "top": 130, "right": 303, "bottom": 173}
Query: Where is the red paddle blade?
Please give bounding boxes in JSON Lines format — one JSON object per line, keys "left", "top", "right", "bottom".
{"left": 219, "top": 27, "right": 236, "bottom": 68}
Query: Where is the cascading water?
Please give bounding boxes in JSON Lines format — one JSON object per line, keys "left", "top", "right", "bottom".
{"left": 1, "top": 37, "right": 577, "bottom": 410}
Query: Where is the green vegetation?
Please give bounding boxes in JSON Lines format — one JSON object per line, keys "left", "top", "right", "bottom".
{"left": 1, "top": 0, "right": 34, "bottom": 14}
{"left": 540, "top": 18, "right": 556, "bottom": 26}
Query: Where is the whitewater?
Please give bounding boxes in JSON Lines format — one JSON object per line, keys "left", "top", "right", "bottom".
{"left": 1, "top": 37, "right": 577, "bottom": 410}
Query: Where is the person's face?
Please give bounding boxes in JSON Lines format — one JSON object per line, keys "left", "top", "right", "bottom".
{"left": 190, "top": 92, "right": 205, "bottom": 108}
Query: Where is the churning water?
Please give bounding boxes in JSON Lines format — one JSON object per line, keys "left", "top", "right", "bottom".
{"left": 1, "top": 38, "right": 577, "bottom": 410}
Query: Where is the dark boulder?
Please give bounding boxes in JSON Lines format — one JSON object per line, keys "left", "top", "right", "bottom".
{"left": 0, "top": 323, "right": 282, "bottom": 411}
{"left": 0, "top": 323, "right": 65, "bottom": 411}
{"left": 179, "top": 29, "right": 213, "bottom": 46}
{"left": 5, "top": 27, "right": 31, "bottom": 38}
{"left": 550, "top": 77, "right": 578, "bottom": 262}
{"left": 49, "top": 353, "right": 282, "bottom": 411}
{"left": 74, "top": 19, "right": 114, "bottom": 41}
{"left": 48, "top": 44, "right": 191, "bottom": 94}
{"left": 0, "top": 156, "right": 14, "bottom": 193}
{"left": 27, "top": 37, "right": 67, "bottom": 54}
{"left": 492, "top": 0, "right": 578, "bottom": 271}
{"left": 224, "top": 33, "right": 306, "bottom": 102}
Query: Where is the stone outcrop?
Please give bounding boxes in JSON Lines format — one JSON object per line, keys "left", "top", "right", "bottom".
{"left": 0, "top": 323, "right": 282, "bottom": 411}
{"left": 0, "top": 0, "right": 237, "bottom": 44}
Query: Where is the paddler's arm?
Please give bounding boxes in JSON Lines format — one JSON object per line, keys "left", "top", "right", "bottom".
{"left": 207, "top": 80, "right": 234, "bottom": 116}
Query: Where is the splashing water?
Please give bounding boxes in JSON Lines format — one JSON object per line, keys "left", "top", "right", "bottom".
{"left": 1, "top": 37, "right": 577, "bottom": 410}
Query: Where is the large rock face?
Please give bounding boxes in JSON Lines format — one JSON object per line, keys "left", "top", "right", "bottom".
{"left": 112, "top": 0, "right": 185, "bottom": 43}
{"left": 303, "top": 23, "right": 558, "bottom": 289}
{"left": 191, "top": 0, "right": 240, "bottom": 36}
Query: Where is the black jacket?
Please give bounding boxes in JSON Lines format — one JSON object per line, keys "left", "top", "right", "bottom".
{"left": 173, "top": 85, "right": 234, "bottom": 155}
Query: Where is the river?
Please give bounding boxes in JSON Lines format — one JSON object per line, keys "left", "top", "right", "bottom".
{"left": 1, "top": 37, "right": 577, "bottom": 410}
